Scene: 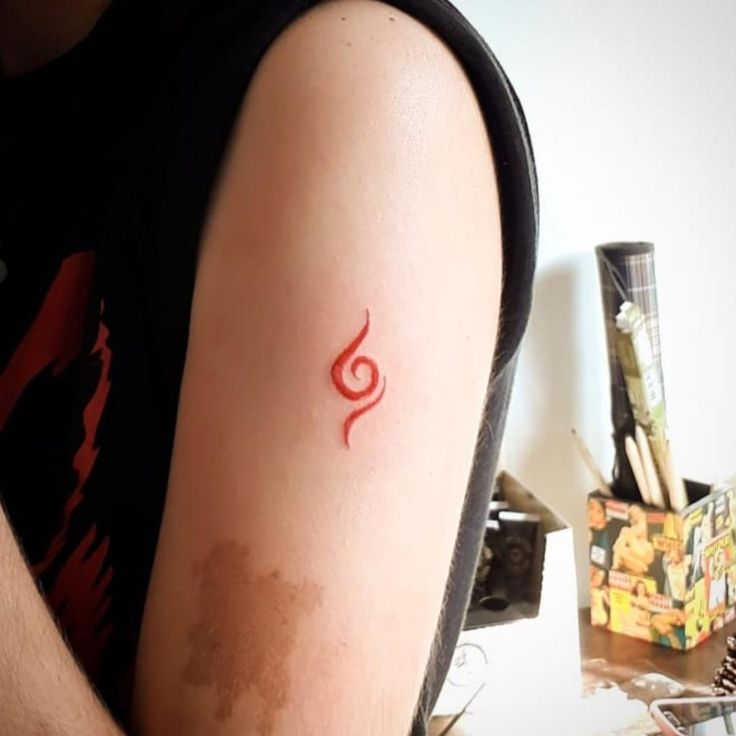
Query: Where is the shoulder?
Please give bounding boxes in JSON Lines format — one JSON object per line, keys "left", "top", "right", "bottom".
{"left": 193, "top": 0, "right": 502, "bottom": 295}
{"left": 256, "top": 0, "right": 475, "bottom": 93}
{"left": 200, "top": 0, "right": 502, "bottom": 263}
{"left": 232, "top": 0, "right": 493, "bottom": 160}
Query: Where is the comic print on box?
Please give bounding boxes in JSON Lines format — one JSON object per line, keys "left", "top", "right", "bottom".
{"left": 588, "top": 482, "right": 736, "bottom": 650}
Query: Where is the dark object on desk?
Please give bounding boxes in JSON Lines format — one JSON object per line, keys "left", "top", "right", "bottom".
{"left": 470, "top": 520, "right": 497, "bottom": 605}
{"left": 469, "top": 503, "right": 527, "bottom": 609}
{"left": 596, "top": 241, "right": 666, "bottom": 502}
{"left": 480, "top": 564, "right": 509, "bottom": 612}
{"left": 467, "top": 501, "right": 543, "bottom": 628}
{"left": 497, "top": 510, "right": 541, "bottom": 601}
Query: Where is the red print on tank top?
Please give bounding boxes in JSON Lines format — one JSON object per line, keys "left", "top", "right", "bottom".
{"left": 0, "top": 251, "right": 114, "bottom": 677}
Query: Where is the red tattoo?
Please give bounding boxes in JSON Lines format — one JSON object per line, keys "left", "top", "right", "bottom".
{"left": 331, "top": 309, "right": 386, "bottom": 448}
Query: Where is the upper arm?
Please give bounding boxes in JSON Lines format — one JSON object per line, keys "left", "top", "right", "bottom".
{"left": 133, "top": 1, "right": 502, "bottom": 734}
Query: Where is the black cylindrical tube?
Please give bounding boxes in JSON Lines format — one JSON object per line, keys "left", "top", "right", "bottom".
{"left": 596, "top": 241, "right": 666, "bottom": 500}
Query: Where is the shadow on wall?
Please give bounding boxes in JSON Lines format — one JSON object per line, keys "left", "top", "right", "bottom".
{"left": 506, "top": 255, "right": 605, "bottom": 605}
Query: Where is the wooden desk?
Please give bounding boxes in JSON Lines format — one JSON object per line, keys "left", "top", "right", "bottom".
{"left": 580, "top": 608, "right": 731, "bottom": 702}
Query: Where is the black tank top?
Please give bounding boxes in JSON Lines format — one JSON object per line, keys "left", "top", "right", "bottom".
{"left": 0, "top": 1, "right": 537, "bottom": 732}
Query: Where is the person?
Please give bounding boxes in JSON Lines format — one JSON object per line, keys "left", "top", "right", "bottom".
{"left": 589, "top": 565, "right": 610, "bottom": 627}
{"left": 707, "top": 548, "right": 728, "bottom": 612}
{"left": 0, "top": 0, "right": 537, "bottom": 734}
{"left": 663, "top": 545, "right": 691, "bottom": 602}
{"left": 650, "top": 607, "right": 686, "bottom": 649}
{"left": 612, "top": 505, "right": 655, "bottom": 576}
{"left": 631, "top": 580, "right": 651, "bottom": 621}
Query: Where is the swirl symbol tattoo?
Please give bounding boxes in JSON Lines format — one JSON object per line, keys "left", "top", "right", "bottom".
{"left": 331, "top": 309, "right": 386, "bottom": 448}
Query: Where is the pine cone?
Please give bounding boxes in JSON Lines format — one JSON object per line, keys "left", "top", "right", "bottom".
{"left": 711, "top": 638, "right": 736, "bottom": 695}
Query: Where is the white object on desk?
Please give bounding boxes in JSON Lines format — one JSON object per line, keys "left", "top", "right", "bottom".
{"left": 635, "top": 426, "right": 666, "bottom": 509}
{"left": 625, "top": 435, "right": 653, "bottom": 506}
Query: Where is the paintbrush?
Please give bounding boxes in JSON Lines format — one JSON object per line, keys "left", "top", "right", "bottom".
{"left": 571, "top": 429, "right": 613, "bottom": 497}
{"left": 625, "top": 435, "right": 653, "bottom": 506}
{"left": 635, "top": 425, "right": 666, "bottom": 509}
{"left": 663, "top": 439, "right": 689, "bottom": 511}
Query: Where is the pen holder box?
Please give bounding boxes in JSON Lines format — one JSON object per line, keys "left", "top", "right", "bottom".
{"left": 588, "top": 479, "right": 736, "bottom": 650}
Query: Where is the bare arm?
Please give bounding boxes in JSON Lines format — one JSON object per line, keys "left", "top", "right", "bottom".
{"left": 0, "top": 505, "right": 122, "bottom": 736}
{"left": 0, "top": 3, "right": 502, "bottom": 735}
{"left": 133, "top": 1, "right": 502, "bottom": 735}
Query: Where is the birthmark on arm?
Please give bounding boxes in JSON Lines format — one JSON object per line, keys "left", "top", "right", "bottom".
{"left": 330, "top": 309, "right": 386, "bottom": 448}
{"left": 182, "top": 541, "right": 323, "bottom": 735}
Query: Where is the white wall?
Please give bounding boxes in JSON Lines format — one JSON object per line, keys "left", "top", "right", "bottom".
{"left": 453, "top": 0, "right": 736, "bottom": 603}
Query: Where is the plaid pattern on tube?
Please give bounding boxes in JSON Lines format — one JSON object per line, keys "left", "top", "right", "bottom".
{"left": 596, "top": 242, "right": 666, "bottom": 500}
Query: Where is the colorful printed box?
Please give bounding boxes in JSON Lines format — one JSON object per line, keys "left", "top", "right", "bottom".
{"left": 588, "top": 480, "right": 736, "bottom": 650}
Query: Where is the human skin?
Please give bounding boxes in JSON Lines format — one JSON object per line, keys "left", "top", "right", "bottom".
{"left": 651, "top": 609, "right": 686, "bottom": 648}
{"left": 134, "top": 4, "right": 502, "bottom": 733}
{"left": 0, "top": 1, "right": 503, "bottom": 734}
{"left": 587, "top": 498, "right": 606, "bottom": 530}
{"left": 613, "top": 507, "right": 655, "bottom": 575}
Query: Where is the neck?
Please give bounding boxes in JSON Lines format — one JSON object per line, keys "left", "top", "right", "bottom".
{"left": 0, "top": 0, "right": 111, "bottom": 78}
